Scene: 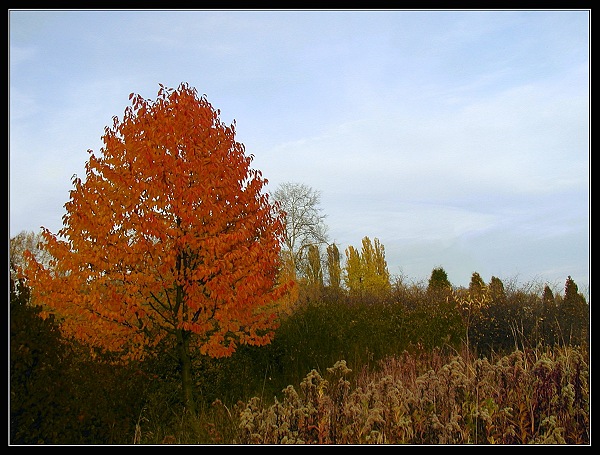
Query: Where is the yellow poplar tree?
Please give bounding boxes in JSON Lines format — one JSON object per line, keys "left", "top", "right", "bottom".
{"left": 326, "top": 242, "right": 342, "bottom": 291}
{"left": 344, "top": 245, "right": 363, "bottom": 296}
{"left": 344, "top": 236, "right": 390, "bottom": 300}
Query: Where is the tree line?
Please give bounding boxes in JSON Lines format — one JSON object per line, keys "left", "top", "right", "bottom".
{"left": 273, "top": 181, "right": 588, "bottom": 354}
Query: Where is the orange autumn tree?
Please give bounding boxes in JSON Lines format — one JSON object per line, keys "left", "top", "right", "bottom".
{"left": 23, "top": 82, "right": 291, "bottom": 416}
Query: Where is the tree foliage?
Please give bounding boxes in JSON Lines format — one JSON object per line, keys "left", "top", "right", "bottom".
{"left": 343, "top": 245, "right": 363, "bottom": 297}
{"left": 326, "top": 242, "right": 342, "bottom": 290}
{"left": 304, "top": 244, "right": 324, "bottom": 288}
{"left": 540, "top": 284, "right": 557, "bottom": 345}
{"left": 558, "top": 276, "right": 588, "bottom": 345}
{"left": 21, "top": 82, "right": 292, "bottom": 415}
{"left": 427, "top": 266, "right": 451, "bottom": 291}
{"left": 468, "top": 271, "right": 486, "bottom": 298}
{"left": 343, "top": 236, "right": 390, "bottom": 300}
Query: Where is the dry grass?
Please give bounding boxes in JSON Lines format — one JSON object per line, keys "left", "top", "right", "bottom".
{"left": 223, "top": 345, "right": 589, "bottom": 445}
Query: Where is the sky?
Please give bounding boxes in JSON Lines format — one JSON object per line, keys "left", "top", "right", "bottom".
{"left": 9, "top": 9, "right": 590, "bottom": 295}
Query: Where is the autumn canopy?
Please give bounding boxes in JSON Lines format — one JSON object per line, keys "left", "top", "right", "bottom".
{"left": 23, "top": 83, "right": 291, "bottom": 364}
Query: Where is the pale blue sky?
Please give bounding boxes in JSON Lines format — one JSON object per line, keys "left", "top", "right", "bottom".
{"left": 9, "top": 9, "right": 590, "bottom": 293}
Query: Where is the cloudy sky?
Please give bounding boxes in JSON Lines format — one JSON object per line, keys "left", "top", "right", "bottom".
{"left": 9, "top": 9, "right": 589, "bottom": 293}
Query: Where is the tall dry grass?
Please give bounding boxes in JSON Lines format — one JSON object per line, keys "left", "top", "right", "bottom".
{"left": 222, "top": 344, "right": 588, "bottom": 444}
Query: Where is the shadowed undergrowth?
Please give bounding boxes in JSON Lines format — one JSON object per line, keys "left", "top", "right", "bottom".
{"left": 136, "top": 344, "right": 588, "bottom": 444}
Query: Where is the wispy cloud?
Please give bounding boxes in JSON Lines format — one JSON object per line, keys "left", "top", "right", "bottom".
{"left": 9, "top": 9, "right": 589, "bottom": 289}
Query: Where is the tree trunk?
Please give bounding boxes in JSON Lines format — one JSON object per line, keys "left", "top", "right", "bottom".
{"left": 177, "top": 328, "right": 197, "bottom": 418}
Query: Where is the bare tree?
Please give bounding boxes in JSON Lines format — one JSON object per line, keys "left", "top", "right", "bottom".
{"left": 272, "top": 182, "right": 328, "bottom": 277}
{"left": 10, "top": 230, "right": 52, "bottom": 273}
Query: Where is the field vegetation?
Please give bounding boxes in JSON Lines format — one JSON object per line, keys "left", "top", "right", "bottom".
{"left": 10, "top": 265, "right": 589, "bottom": 445}
{"left": 9, "top": 84, "right": 589, "bottom": 445}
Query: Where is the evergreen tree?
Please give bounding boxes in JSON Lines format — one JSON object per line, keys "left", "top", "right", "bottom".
{"left": 489, "top": 276, "right": 506, "bottom": 302}
{"left": 559, "top": 276, "right": 588, "bottom": 345}
{"left": 468, "top": 272, "right": 486, "bottom": 297}
{"left": 427, "top": 267, "right": 451, "bottom": 292}
{"left": 541, "top": 285, "right": 557, "bottom": 345}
